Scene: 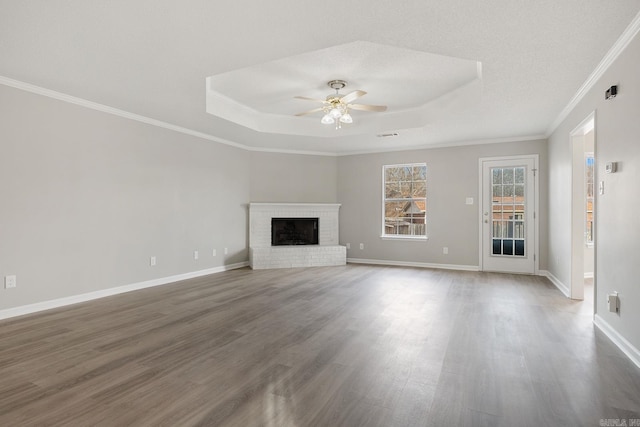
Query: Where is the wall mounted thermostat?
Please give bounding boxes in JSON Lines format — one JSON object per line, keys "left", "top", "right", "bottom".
{"left": 605, "top": 162, "right": 617, "bottom": 173}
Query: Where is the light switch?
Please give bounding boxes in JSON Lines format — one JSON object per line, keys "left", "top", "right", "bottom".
{"left": 466, "top": 197, "right": 474, "bottom": 205}
{"left": 608, "top": 292, "right": 619, "bottom": 313}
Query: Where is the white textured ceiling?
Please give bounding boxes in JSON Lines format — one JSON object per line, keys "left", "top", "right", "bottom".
{"left": 1, "top": 1, "right": 640, "bottom": 154}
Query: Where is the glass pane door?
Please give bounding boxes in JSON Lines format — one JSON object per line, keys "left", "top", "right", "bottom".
{"left": 481, "top": 156, "right": 536, "bottom": 274}
{"left": 491, "top": 166, "right": 526, "bottom": 257}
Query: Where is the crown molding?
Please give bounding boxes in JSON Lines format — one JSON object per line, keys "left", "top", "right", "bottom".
{"left": 6, "top": 74, "right": 542, "bottom": 157}
{"left": 546, "top": 10, "right": 640, "bottom": 136}
{"left": 337, "top": 134, "right": 547, "bottom": 156}
{"left": 5, "top": 1, "right": 640, "bottom": 165}
{"left": 0, "top": 76, "right": 546, "bottom": 156}
{"left": 0, "top": 75, "right": 251, "bottom": 151}
{"left": 246, "top": 146, "right": 338, "bottom": 156}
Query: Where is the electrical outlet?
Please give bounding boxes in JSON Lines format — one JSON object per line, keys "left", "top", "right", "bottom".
{"left": 359, "top": 243, "right": 364, "bottom": 250}
{"left": 346, "top": 243, "right": 351, "bottom": 249}
{"left": 150, "top": 256, "right": 157, "bottom": 266}
{"left": 194, "top": 250, "right": 199, "bottom": 260}
{"left": 443, "top": 247, "right": 449, "bottom": 255}
{"left": 5, "top": 275, "right": 17, "bottom": 289}
{"left": 212, "top": 249, "right": 217, "bottom": 257}
{"left": 224, "top": 247, "right": 228, "bottom": 255}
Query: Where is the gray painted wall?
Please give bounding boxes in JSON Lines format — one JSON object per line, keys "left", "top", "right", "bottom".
{"left": 0, "top": 84, "right": 250, "bottom": 310}
{"left": 337, "top": 140, "right": 548, "bottom": 268}
{"left": 249, "top": 152, "right": 337, "bottom": 203}
{"left": 548, "top": 31, "right": 640, "bottom": 350}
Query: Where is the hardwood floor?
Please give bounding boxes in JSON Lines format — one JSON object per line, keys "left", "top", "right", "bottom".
{"left": 1, "top": 265, "right": 639, "bottom": 426}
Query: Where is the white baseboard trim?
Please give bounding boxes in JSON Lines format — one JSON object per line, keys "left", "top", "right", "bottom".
{"left": 584, "top": 272, "right": 594, "bottom": 279}
{"left": 0, "top": 262, "right": 249, "bottom": 321}
{"left": 594, "top": 314, "right": 640, "bottom": 370}
{"left": 539, "top": 270, "right": 570, "bottom": 297}
{"left": 347, "top": 258, "right": 479, "bottom": 272}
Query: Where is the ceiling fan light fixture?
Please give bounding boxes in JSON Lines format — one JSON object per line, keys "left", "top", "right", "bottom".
{"left": 327, "top": 80, "right": 347, "bottom": 91}
{"left": 329, "top": 108, "right": 343, "bottom": 119}
{"left": 339, "top": 113, "right": 353, "bottom": 124}
{"left": 321, "top": 114, "right": 335, "bottom": 124}
{"left": 295, "top": 80, "right": 387, "bottom": 129}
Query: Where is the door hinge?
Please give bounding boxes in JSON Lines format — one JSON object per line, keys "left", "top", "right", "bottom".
{"left": 532, "top": 168, "right": 538, "bottom": 177}
{"left": 534, "top": 254, "right": 536, "bottom": 261}
{"left": 533, "top": 211, "right": 536, "bottom": 219}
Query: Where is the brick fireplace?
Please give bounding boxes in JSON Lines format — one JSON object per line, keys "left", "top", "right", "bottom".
{"left": 249, "top": 203, "right": 346, "bottom": 269}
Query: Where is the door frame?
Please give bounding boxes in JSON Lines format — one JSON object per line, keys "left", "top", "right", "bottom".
{"left": 478, "top": 154, "right": 540, "bottom": 274}
{"left": 569, "top": 112, "right": 596, "bottom": 301}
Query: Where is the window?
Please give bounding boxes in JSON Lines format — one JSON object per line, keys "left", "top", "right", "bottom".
{"left": 491, "top": 166, "right": 527, "bottom": 256}
{"left": 382, "top": 163, "right": 427, "bottom": 238}
{"left": 586, "top": 153, "right": 594, "bottom": 245}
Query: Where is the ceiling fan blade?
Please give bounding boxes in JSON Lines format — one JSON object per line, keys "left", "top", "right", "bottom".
{"left": 340, "top": 90, "right": 366, "bottom": 104}
{"left": 295, "top": 107, "right": 325, "bottom": 116}
{"left": 294, "top": 95, "right": 327, "bottom": 103}
{"left": 349, "top": 103, "right": 388, "bottom": 112}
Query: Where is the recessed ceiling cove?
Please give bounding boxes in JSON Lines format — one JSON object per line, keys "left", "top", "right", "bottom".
{"left": 206, "top": 41, "right": 482, "bottom": 138}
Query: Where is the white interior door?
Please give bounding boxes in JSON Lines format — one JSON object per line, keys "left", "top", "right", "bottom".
{"left": 480, "top": 156, "right": 537, "bottom": 274}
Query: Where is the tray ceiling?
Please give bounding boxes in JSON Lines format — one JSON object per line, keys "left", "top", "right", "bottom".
{"left": 1, "top": 1, "right": 640, "bottom": 154}
{"left": 206, "top": 41, "right": 482, "bottom": 137}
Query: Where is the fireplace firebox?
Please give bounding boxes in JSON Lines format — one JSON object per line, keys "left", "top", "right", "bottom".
{"left": 271, "top": 218, "right": 319, "bottom": 246}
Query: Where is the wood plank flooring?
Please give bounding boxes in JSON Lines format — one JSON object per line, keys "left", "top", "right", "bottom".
{"left": 1, "top": 265, "right": 639, "bottom": 426}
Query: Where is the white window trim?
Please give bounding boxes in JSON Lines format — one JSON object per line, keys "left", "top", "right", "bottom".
{"left": 381, "top": 162, "right": 427, "bottom": 239}
{"left": 380, "top": 235, "right": 428, "bottom": 241}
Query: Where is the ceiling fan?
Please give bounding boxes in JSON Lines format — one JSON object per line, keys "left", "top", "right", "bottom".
{"left": 294, "top": 80, "right": 387, "bottom": 128}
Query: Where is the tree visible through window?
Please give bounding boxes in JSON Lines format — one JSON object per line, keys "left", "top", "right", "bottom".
{"left": 383, "top": 163, "right": 427, "bottom": 237}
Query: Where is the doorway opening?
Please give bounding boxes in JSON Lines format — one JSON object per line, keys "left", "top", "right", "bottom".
{"left": 570, "top": 112, "right": 595, "bottom": 303}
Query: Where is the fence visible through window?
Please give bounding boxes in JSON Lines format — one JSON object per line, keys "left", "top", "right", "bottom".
{"left": 491, "top": 166, "right": 526, "bottom": 256}
{"left": 383, "top": 163, "right": 427, "bottom": 238}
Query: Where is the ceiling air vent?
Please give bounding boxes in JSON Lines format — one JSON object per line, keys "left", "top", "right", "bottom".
{"left": 377, "top": 132, "right": 399, "bottom": 138}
